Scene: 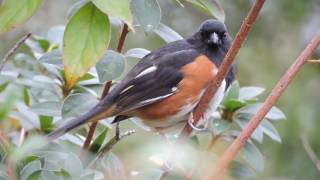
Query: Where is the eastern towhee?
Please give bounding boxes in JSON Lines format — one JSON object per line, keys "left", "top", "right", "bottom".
{"left": 48, "top": 19, "right": 236, "bottom": 139}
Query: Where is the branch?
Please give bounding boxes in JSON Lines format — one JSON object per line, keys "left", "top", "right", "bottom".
{"left": 178, "top": 0, "right": 266, "bottom": 142}
{"left": 0, "top": 33, "right": 32, "bottom": 72}
{"left": 301, "top": 134, "right": 320, "bottom": 172}
{"left": 204, "top": 31, "right": 320, "bottom": 180}
{"left": 81, "top": 24, "right": 130, "bottom": 160}
{"left": 307, "top": 59, "right": 320, "bottom": 64}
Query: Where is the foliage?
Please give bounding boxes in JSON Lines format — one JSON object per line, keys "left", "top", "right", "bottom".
{"left": 0, "top": 0, "right": 287, "bottom": 180}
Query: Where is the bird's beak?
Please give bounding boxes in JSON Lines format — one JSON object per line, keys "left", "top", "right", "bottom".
{"left": 208, "top": 32, "right": 220, "bottom": 45}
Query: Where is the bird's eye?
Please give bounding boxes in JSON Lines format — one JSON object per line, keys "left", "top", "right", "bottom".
{"left": 222, "top": 32, "right": 228, "bottom": 39}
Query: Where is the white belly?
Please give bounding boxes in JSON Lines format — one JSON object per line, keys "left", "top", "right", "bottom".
{"left": 132, "top": 80, "right": 226, "bottom": 135}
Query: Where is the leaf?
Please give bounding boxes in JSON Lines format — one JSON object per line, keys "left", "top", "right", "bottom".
{"left": 39, "top": 50, "right": 63, "bottom": 65}
{"left": 12, "top": 136, "right": 47, "bottom": 162}
{"left": 92, "top": 0, "right": 133, "bottom": 29}
{"left": 63, "top": 2, "right": 111, "bottom": 89}
{"left": 223, "top": 99, "right": 246, "bottom": 111}
{"left": 229, "top": 161, "right": 256, "bottom": 179}
{"left": 240, "top": 141, "right": 264, "bottom": 171}
{"left": 223, "top": 81, "right": 240, "bottom": 101}
{"left": 39, "top": 116, "right": 55, "bottom": 133}
{"left": 62, "top": 93, "right": 99, "bottom": 119}
{"left": 19, "top": 160, "right": 42, "bottom": 180}
{"left": 89, "top": 128, "right": 109, "bottom": 153}
{"left": 23, "top": 87, "right": 31, "bottom": 106}
{"left": 47, "top": 26, "right": 65, "bottom": 48}
{"left": 96, "top": 50, "right": 126, "bottom": 82}
{"left": 98, "top": 153, "right": 127, "bottom": 180}
{"left": 29, "top": 101, "right": 61, "bottom": 116}
{"left": 67, "top": 0, "right": 89, "bottom": 19}
{"left": 41, "top": 170, "right": 63, "bottom": 180}
{"left": 260, "top": 120, "right": 282, "bottom": 143}
{"left": 62, "top": 153, "right": 83, "bottom": 179}
{"left": 235, "top": 115, "right": 264, "bottom": 143}
{"left": 197, "top": 0, "right": 225, "bottom": 22}
{"left": 237, "top": 103, "right": 286, "bottom": 121}
{"left": 131, "top": 0, "right": 161, "bottom": 32}
{"left": 153, "top": 23, "right": 183, "bottom": 43}
{"left": 239, "top": 87, "right": 265, "bottom": 101}
{"left": 0, "top": 0, "right": 43, "bottom": 34}
{"left": 185, "top": 0, "right": 225, "bottom": 22}
{"left": 211, "top": 118, "right": 231, "bottom": 135}
{"left": 125, "top": 48, "right": 150, "bottom": 59}
{"left": 0, "top": 85, "right": 19, "bottom": 121}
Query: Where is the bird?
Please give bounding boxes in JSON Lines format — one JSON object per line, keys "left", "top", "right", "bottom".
{"left": 48, "top": 19, "right": 236, "bottom": 139}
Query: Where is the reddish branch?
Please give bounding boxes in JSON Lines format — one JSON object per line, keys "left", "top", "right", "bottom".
{"left": 81, "top": 24, "right": 129, "bottom": 160}
{"left": 178, "top": 0, "right": 266, "bottom": 142}
{"left": 205, "top": 31, "right": 320, "bottom": 180}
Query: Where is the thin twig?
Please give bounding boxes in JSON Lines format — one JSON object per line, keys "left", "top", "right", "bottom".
{"left": 7, "top": 158, "right": 17, "bottom": 180}
{"left": 301, "top": 134, "right": 320, "bottom": 172}
{"left": 205, "top": 31, "right": 320, "bottom": 180}
{"left": 177, "top": 0, "right": 266, "bottom": 143}
{"left": 81, "top": 24, "right": 130, "bottom": 160}
{"left": 0, "top": 33, "right": 32, "bottom": 71}
{"left": 307, "top": 59, "right": 320, "bottom": 64}
{"left": 88, "top": 129, "right": 136, "bottom": 168}
{"left": 18, "top": 128, "right": 26, "bottom": 146}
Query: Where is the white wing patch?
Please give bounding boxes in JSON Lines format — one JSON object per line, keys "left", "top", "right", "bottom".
{"left": 135, "top": 66, "right": 157, "bottom": 79}
{"left": 120, "top": 85, "right": 134, "bottom": 94}
{"left": 139, "top": 93, "right": 173, "bottom": 105}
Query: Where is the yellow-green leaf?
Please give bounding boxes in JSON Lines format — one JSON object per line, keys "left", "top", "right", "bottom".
{"left": 0, "top": 0, "right": 43, "bottom": 34}
{"left": 91, "top": 0, "right": 133, "bottom": 29}
{"left": 63, "top": 2, "right": 111, "bottom": 89}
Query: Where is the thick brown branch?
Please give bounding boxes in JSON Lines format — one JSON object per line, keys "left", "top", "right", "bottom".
{"left": 178, "top": 0, "right": 266, "bottom": 142}
{"left": 205, "top": 31, "right": 320, "bottom": 180}
{"left": 81, "top": 24, "right": 130, "bottom": 160}
{"left": 0, "top": 33, "right": 32, "bottom": 71}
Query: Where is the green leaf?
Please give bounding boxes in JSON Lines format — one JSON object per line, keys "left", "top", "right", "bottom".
{"left": 40, "top": 170, "right": 63, "bottom": 180}
{"left": 235, "top": 115, "right": 264, "bottom": 143}
{"left": 89, "top": 127, "right": 109, "bottom": 153}
{"left": 131, "top": 0, "right": 161, "bottom": 32}
{"left": 239, "top": 87, "right": 265, "bottom": 101}
{"left": 92, "top": 0, "right": 133, "bottom": 29}
{"left": 39, "top": 116, "right": 55, "bottom": 133}
{"left": 12, "top": 136, "right": 47, "bottom": 162}
{"left": 47, "top": 26, "right": 65, "bottom": 48}
{"left": 237, "top": 103, "right": 286, "bottom": 121}
{"left": 260, "top": 120, "right": 281, "bottom": 143}
{"left": 30, "top": 101, "right": 61, "bottom": 117}
{"left": 184, "top": 0, "right": 225, "bottom": 22}
{"left": 240, "top": 141, "right": 264, "bottom": 171}
{"left": 224, "top": 81, "right": 240, "bottom": 101}
{"left": 19, "top": 160, "right": 42, "bottom": 180}
{"left": 67, "top": 0, "right": 89, "bottom": 19}
{"left": 0, "top": 0, "right": 43, "bottom": 34}
{"left": 63, "top": 2, "right": 111, "bottom": 89}
{"left": 211, "top": 118, "right": 231, "bottom": 135}
{"left": 197, "top": 0, "right": 225, "bottom": 22}
{"left": 23, "top": 87, "right": 31, "bottom": 106}
{"left": 39, "top": 50, "right": 63, "bottom": 65}
{"left": 98, "top": 153, "right": 127, "bottom": 180}
{"left": 153, "top": 23, "right": 183, "bottom": 43}
{"left": 125, "top": 48, "right": 150, "bottom": 59}
{"left": 223, "top": 99, "right": 246, "bottom": 111}
{"left": 96, "top": 50, "right": 126, "bottom": 82}
{"left": 62, "top": 153, "right": 83, "bottom": 179}
{"left": 229, "top": 161, "right": 256, "bottom": 179}
{"left": 0, "top": 85, "right": 19, "bottom": 121}
{"left": 62, "top": 93, "right": 99, "bottom": 119}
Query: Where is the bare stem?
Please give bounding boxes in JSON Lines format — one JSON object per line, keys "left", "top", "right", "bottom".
{"left": 204, "top": 31, "right": 320, "bottom": 180}
{"left": 307, "top": 59, "right": 320, "bottom": 64}
{"left": 178, "top": 0, "right": 266, "bottom": 143}
{"left": 0, "top": 33, "right": 32, "bottom": 72}
{"left": 301, "top": 134, "right": 320, "bottom": 172}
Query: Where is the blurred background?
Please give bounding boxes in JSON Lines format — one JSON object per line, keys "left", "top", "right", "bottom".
{"left": 0, "top": 0, "right": 320, "bottom": 179}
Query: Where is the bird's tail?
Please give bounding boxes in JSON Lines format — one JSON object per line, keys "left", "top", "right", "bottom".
{"left": 47, "top": 102, "right": 115, "bottom": 140}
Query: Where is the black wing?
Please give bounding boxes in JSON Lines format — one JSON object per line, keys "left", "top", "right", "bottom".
{"left": 104, "top": 48, "right": 201, "bottom": 115}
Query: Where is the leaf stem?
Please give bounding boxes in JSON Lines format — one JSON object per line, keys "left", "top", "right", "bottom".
{"left": 205, "top": 31, "right": 320, "bottom": 180}
{"left": 0, "top": 33, "right": 32, "bottom": 72}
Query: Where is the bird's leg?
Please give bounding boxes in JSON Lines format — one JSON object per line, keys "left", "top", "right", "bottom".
{"left": 115, "top": 122, "right": 120, "bottom": 141}
{"left": 187, "top": 112, "right": 208, "bottom": 132}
